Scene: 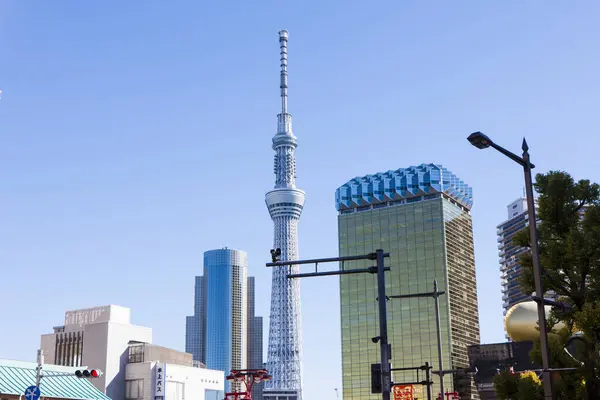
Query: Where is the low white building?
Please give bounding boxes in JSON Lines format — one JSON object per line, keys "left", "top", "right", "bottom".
{"left": 125, "top": 361, "right": 223, "bottom": 400}
{"left": 40, "top": 305, "right": 153, "bottom": 400}
{"left": 39, "top": 305, "right": 224, "bottom": 400}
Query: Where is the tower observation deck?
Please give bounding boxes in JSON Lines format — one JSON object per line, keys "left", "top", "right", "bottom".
{"left": 263, "top": 30, "right": 305, "bottom": 400}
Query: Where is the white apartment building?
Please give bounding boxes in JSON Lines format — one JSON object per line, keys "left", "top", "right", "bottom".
{"left": 498, "top": 198, "right": 531, "bottom": 315}
{"left": 40, "top": 305, "right": 153, "bottom": 400}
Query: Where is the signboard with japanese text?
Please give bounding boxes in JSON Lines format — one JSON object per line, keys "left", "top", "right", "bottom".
{"left": 412, "top": 385, "right": 424, "bottom": 399}
{"left": 154, "top": 363, "right": 167, "bottom": 400}
{"left": 393, "top": 384, "right": 414, "bottom": 400}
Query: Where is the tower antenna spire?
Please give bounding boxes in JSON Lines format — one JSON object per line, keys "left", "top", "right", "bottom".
{"left": 279, "top": 30, "right": 289, "bottom": 114}
{"left": 265, "top": 29, "right": 305, "bottom": 399}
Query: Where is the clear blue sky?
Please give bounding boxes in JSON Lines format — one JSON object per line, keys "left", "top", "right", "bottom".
{"left": 1, "top": 1, "right": 599, "bottom": 399}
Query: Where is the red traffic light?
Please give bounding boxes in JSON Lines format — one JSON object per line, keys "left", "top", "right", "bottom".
{"left": 75, "top": 369, "right": 102, "bottom": 378}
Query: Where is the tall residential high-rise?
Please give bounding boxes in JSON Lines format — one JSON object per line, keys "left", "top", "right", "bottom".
{"left": 335, "top": 164, "right": 481, "bottom": 400}
{"left": 185, "top": 248, "right": 265, "bottom": 393}
{"left": 264, "top": 30, "right": 305, "bottom": 400}
{"left": 498, "top": 198, "right": 531, "bottom": 316}
{"left": 498, "top": 197, "right": 569, "bottom": 338}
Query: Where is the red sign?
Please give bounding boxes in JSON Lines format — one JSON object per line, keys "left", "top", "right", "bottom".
{"left": 393, "top": 385, "right": 414, "bottom": 400}
{"left": 437, "top": 392, "right": 460, "bottom": 400}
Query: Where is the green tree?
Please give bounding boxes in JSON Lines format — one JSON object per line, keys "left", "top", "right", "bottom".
{"left": 493, "top": 369, "right": 543, "bottom": 400}
{"left": 513, "top": 171, "right": 600, "bottom": 399}
{"left": 529, "top": 327, "right": 586, "bottom": 399}
{"left": 493, "top": 329, "right": 584, "bottom": 399}
{"left": 493, "top": 369, "right": 520, "bottom": 399}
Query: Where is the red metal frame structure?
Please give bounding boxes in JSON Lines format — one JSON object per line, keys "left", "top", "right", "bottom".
{"left": 223, "top": 369, "right": 272, "bottom": 400}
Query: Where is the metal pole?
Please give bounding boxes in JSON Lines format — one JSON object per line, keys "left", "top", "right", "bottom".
{"left": 35, "top": 349, "right": 44, "bottom": 387}
{"left": 425, "top": 362, "right": 432, "bottom": 400}
{"left": 522, "top": 141, "right": 553, "bottom": 400}
{"left": 376, "top": 249, "right": 391, "bottom": 400}
{"left": 433, "top": 280, "right": 444, "bottom": 400}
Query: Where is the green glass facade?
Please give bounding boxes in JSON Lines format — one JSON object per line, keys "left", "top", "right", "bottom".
{"left": 338, "top": 195, "right": 480, "bottom": 400}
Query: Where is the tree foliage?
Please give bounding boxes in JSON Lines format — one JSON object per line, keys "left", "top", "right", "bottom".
{"left": 493, "top": 369, "right": 543, "bottom": 400}
{"left": 512, "top": 170, "right": 600, "bottom": 398}
{"left": 513, "top": 171, "right": 600, "bottom": 315}
{"left": 493, "top": 328, "right": 586, "bottom": 399}
{"left": 529, "top": 327, "right": 586, "bottom": 399}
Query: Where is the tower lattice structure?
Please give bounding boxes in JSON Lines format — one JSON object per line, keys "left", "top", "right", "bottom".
{"left": 263, "top": 30, "right": 305, "bottom": 400}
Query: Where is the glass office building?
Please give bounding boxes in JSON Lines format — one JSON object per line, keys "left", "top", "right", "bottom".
{"left": 185, "top": 248, "right": 263, "bottom": 395}
{"left": 335, "top": 164, "right": 480, "bottom": 400}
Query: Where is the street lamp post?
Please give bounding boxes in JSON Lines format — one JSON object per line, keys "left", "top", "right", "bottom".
{"left": 467, "top": 131, "right": 554, "bottom": 400}
{"left": 224, "top": 369, "right": 272, "bottom": 400}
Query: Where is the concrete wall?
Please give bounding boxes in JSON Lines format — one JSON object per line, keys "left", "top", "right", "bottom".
{"left": 64, "top": 305, "right": 131, "bottom": 329}
{"left": 40, "top": 333, "right": 57, "bottom": 364}
{"left": 142, "top": 345, "right": 192, "bottom": 366}
{"left": 82, "top": 322, "right": 152, "bottom": 400}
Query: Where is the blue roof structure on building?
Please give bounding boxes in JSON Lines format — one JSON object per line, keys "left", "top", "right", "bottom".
{"left": 335, "top": 163, "right": 473, "bottom": 211}
{"left": 0, "top": 360, "right": 110, "bottom": 400}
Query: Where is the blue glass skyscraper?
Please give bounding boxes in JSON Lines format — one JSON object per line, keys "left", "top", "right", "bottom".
{"left": 185, "top": 248, "right": 264, "bottom": 398}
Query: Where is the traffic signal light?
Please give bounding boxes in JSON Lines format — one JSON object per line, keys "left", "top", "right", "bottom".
{"left": 270, "top": 248, "right": 281, "bottom": 263}
{"left": 75, "top": 369, "right": 103, "bottom": 378}
{"left": 371, "top": 363, "right": 382, "bottom": 394}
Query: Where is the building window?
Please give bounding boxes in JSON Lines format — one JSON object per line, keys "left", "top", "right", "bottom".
{"left": 125, "top": 379, "right": 144, "bottom": 400}
{"left": 128, "top": 345, "right": 144, "bottom": 363}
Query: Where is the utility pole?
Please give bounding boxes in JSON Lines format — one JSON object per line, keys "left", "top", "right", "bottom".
{"left": 35, "top": 350, "right": 44, "bottom": 387}
{"left": 267, "top": 249, "right": 392, "bottom": 400}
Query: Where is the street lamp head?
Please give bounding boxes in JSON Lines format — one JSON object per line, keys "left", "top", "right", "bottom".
{"left": 262, "top": 374, "right": 272, "bottom": 381}
{"left": 467, "top": 131, "right": 493, "bottom": 149}
{"left": 371, "top": 336, "right": 381, "bottom": 344}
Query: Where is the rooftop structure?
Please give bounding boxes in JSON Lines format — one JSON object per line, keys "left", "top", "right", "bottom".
{"left": 335, "top": 163, "right": 473, "bottom": 213}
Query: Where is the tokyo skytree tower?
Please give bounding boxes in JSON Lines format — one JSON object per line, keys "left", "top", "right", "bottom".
{"left": 263, "top": 30, "right": 305, "bottom": 400}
